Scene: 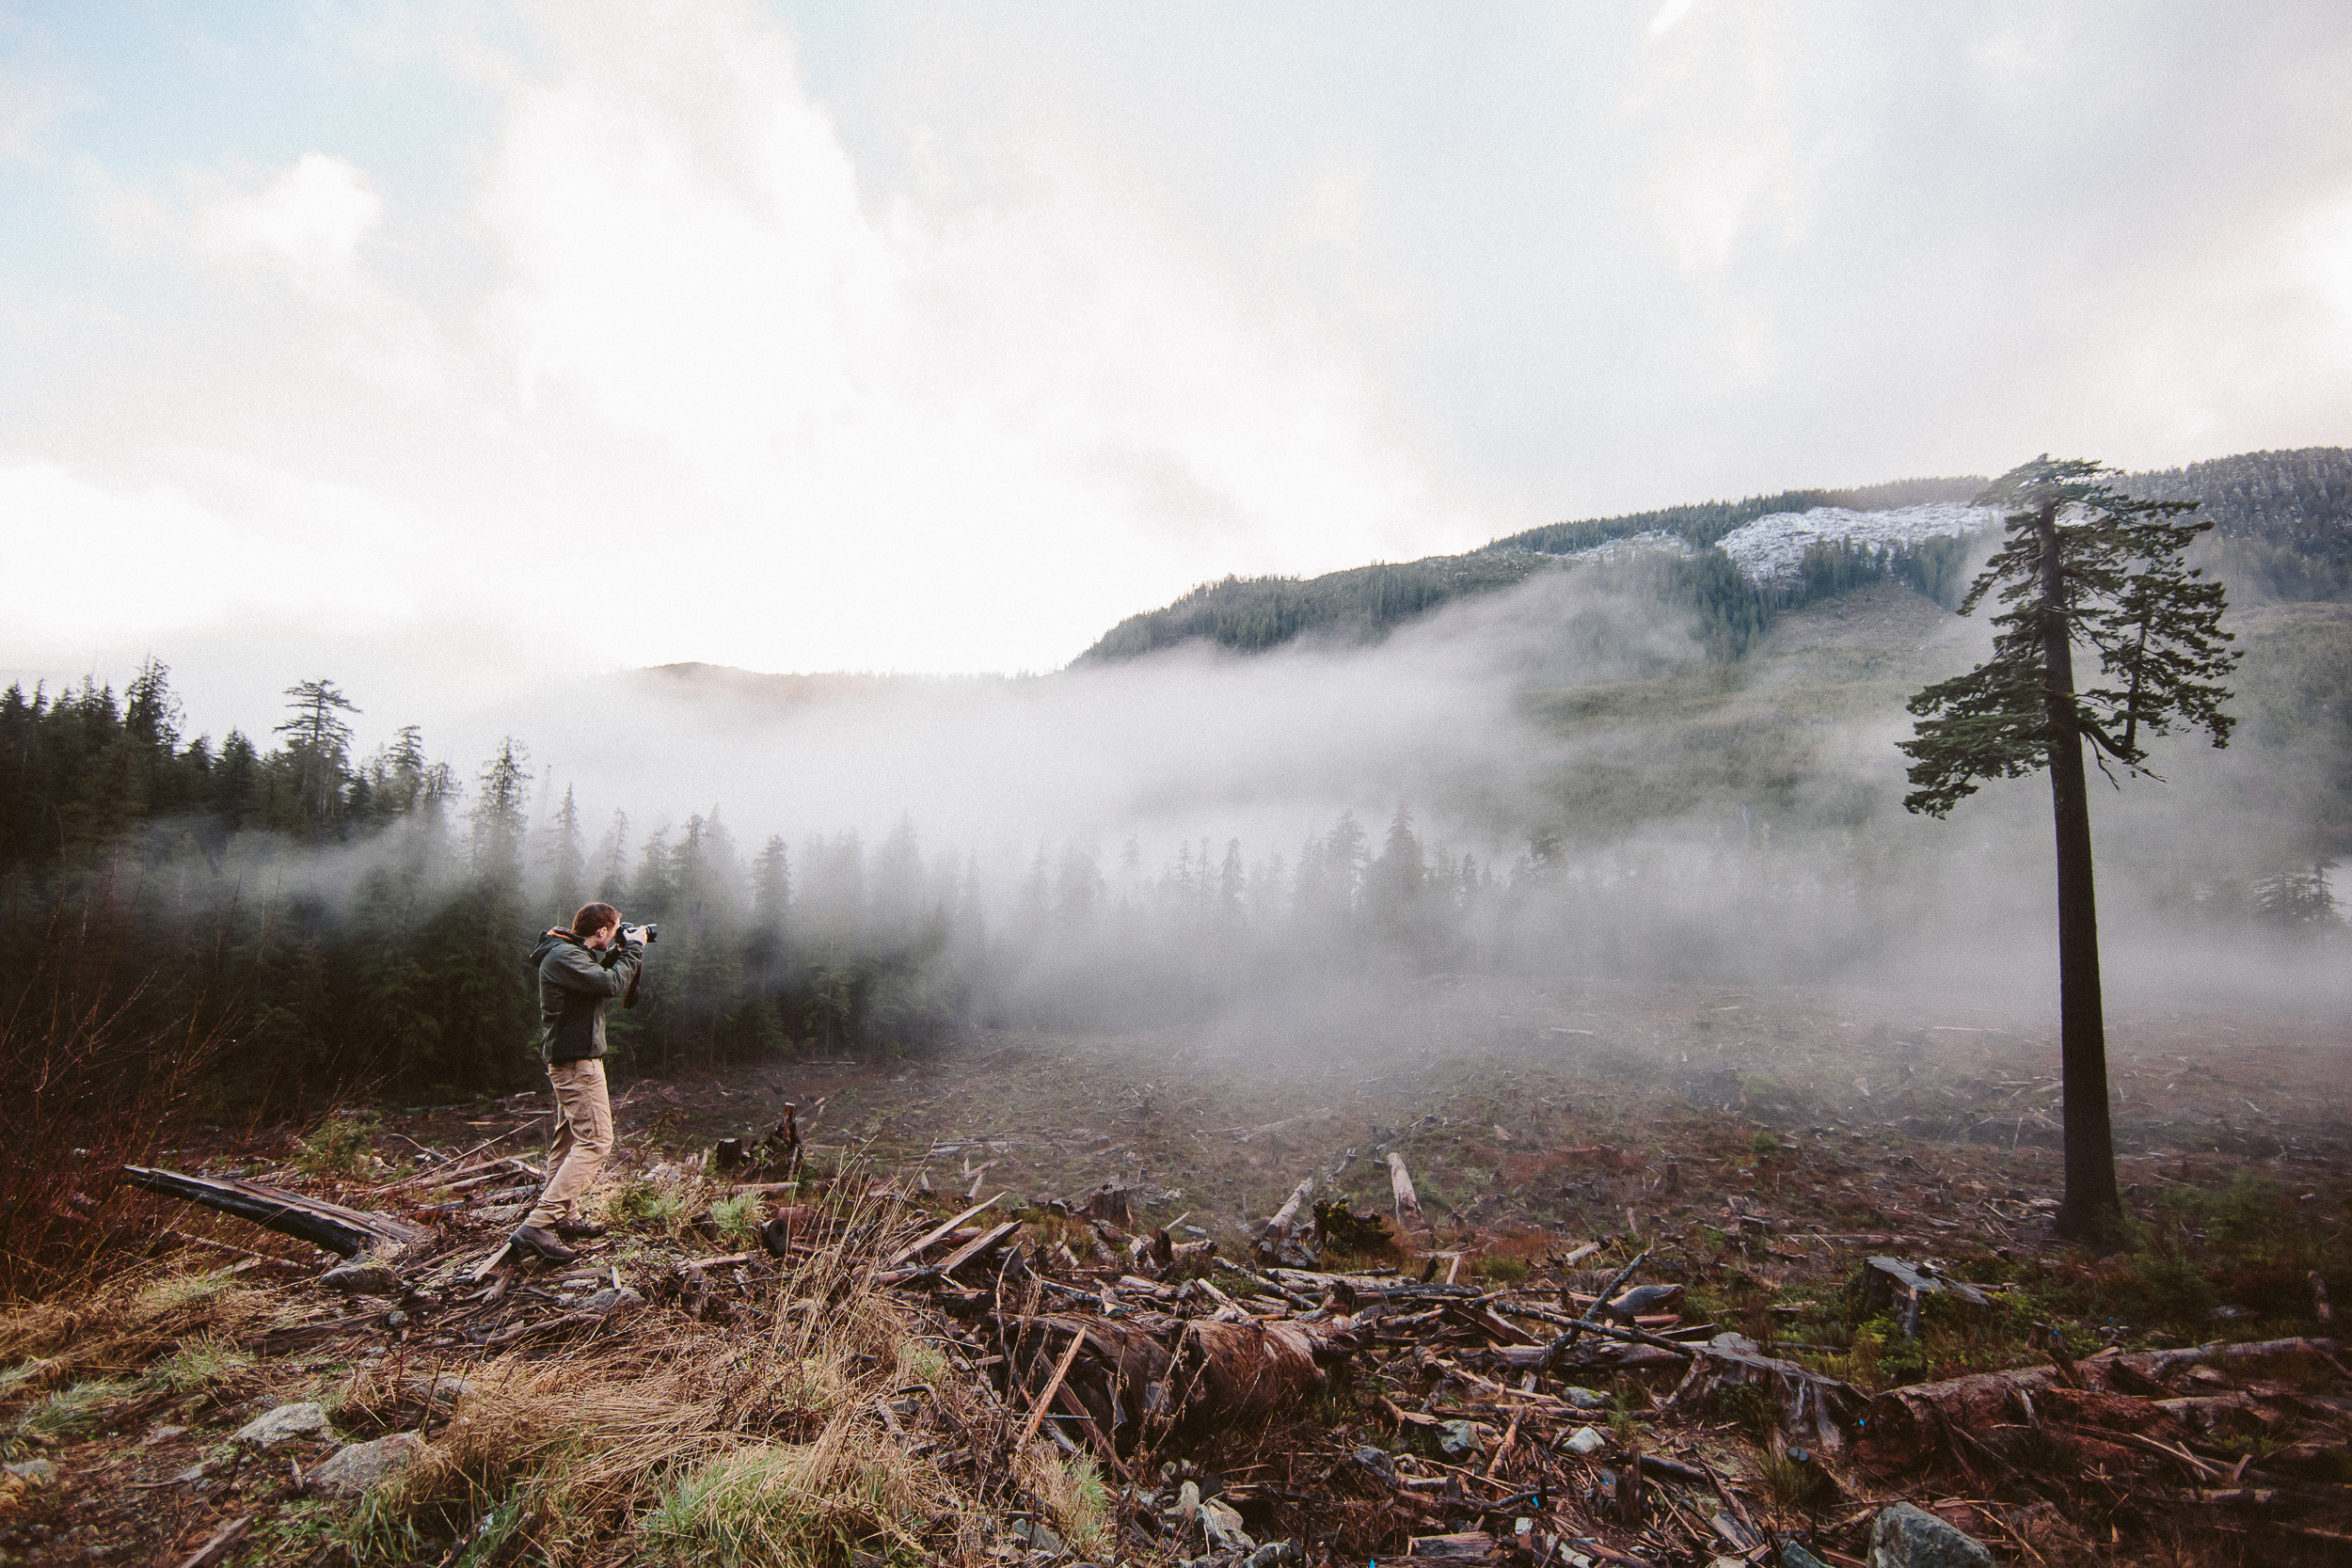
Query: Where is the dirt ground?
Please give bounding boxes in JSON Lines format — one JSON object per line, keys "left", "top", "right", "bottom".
{"left": 686, "top": 977, "right": 2350, "bottom": 1253}
{"left": 4, "top": 976, "right": 2345, "bottom": 1567}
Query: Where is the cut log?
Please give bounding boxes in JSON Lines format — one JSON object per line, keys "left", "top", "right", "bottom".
{"left": 1863, "top": 1255, "right": 1989, "bottom": 1338}
{"left": 1181, "top": 1318, "right": 1334, "bottom": 1421}
{"left": 1262, "top": 1177, "right": 1313, "bottom": 1243}
{"left": 1388, "top": 1152, "right": 1423, "bottom": 1229}
{"left": 1863, "top": 1366, "right": 2190, "bottom": 1464}
{"left": 120, "top": 1166, "right": 420, "bottom": 1259}
{"left": 883, "top": 1192, "right": 1005, "bottom": 1267}
{"left": 1014, "top": 1323, "right": 1088, "bottom": 1453}
{"left": 1556, "top": 1248, "right": 1647, "bottom": 1351}
{"left": 1163, "top": 1237, "right": 1218, "bottom": 1280}
{"left": 174, "top": 1514, "right": 253, "bottom": 1568}
{"left": 933, "top": 1219, "right": 1020, "bottom": 1277}
{"left": 1077, "top": 1183, "right": 1136, "bottom": 1228}
{"left": 1407, "top": 1531, "right": 1493, "bottom": 1560}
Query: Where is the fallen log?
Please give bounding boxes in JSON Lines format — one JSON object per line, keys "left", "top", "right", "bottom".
{"left": 1863, "top": 1365, "right": 2191, "bottom": 1465}
{"left": 2118, "top": 1336, "right": 2344, "bottom": 1381}
{"left": 1015, "top": 1323, "right": 1089, "bottom": 1452}
{"left": 121, "top": 1166, "right": 420, "bottom": 1259}
{"left": 1181, "top": 1317, "right": 1343, "bottom": 1421}
{"left": 1556, "top": 1248, "right": 1648, "bottom": 1351}
{"left": 880, "top": 1219, "right": 1021, "bottom": 1284}
{"left": 883, "top": 1192, "right": 1005, "bottom": 1267}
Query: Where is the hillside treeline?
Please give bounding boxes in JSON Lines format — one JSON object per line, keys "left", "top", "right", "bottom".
{"left": 0, "top": 666, "right": 1556, "bottom": 1114}
{"left": 1082, "top": 451, "right": 2352, "bottom": 663}
{"left": 0, "top": 667, "right": 972, "bottom": 1111}
{"left": 2124, "top": 447, "right": 2352, "bottom": 603}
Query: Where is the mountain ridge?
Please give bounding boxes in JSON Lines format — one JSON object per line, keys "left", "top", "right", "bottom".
{"left": 1079, "top": 448, "right": 2352, "bottom": 665}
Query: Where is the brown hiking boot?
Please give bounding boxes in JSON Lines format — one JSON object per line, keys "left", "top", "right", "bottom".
{"left": 510, "top": 1224, "right": 580, "bottom": 1264}
{"left": 552, "top": 1219, "right": 609, "bottom": 1240}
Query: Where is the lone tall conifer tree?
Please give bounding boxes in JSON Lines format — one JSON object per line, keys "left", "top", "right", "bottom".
{"left": 1901, "top": 456, "right": 2236, "bottom": 1243}
{"left": 275, "top": 678, "right": 360, "bottom": 840}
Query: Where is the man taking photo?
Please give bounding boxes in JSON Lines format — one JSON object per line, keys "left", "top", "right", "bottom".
{"left": 511, "top": 901, "right": 645, "bottom": 1262}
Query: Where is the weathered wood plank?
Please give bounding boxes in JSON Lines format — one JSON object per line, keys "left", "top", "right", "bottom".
{"left": 121, "top": 1166, "right": 419, "bottom": 1259}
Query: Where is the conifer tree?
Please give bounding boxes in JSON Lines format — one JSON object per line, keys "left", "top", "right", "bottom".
{"left": 546, "top": 785, "right": 587, "bottom": 922}
{"left": 1900, "top": 456, "right": 2237, "bottom": 1243}
{"left": 274, "top": 679, "right": 360, "bottom": 840}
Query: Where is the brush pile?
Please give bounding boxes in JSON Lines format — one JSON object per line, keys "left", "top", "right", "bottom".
{"left": 4, "top": 1124, "right": 2347, "bottom": 1568}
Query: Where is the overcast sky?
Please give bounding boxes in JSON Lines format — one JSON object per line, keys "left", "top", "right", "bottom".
{"left": 4, "top": 0, "right": 2349, "bottom": 737}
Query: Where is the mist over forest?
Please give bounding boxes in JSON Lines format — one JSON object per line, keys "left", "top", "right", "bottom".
{"left": 7, "top": 450, "right": 2344, "bottom": 1116}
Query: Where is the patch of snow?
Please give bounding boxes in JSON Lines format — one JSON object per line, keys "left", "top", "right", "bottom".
{"left": 1534, "top": 530, "right": 1695, "bottom": 565}
{"left": 1715, "top": 504, "right": 1997, "bottom": 586}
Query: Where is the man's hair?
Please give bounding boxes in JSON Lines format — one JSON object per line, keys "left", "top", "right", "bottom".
{"left": 572, "top": 902, "right": 621, "bottom": 939}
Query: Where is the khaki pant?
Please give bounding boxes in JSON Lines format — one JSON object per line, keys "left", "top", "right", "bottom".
{"left": 525, "top": 1058, "right": 613, "bottom": 1228}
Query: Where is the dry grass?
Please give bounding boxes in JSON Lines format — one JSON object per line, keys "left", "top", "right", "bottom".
{"left": 346, "top": 1181, "right": 1006, "bottom": 1568}
{"left": 0, "top": 1264, "right": 277, "bottom": 1395}
{"left": 1020, "top": 1448, "right": 1114, "bottom": 1560}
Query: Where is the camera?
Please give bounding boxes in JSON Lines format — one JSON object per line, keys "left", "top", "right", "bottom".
{"left": 623, "top": 922, "right": 659, "bottom": 945}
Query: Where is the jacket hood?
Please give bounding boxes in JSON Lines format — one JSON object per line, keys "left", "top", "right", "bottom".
{"left": 526, "top": 928, "right": 582, "bottom": 969}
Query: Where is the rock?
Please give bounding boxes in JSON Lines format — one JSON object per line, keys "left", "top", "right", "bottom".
{"left": 1558, "top": 1385, "right": 1611, "bottom": 1410}
{"left": 1437, "top": 1418, "right": 1488, "bottom": 1458}
{"left": 1602, "top": 1284, "right": 1686, "bottom": 1321}
{"left": 581, "top": 1286, "right": 644, "bottom": 1315}
{"left": 1563, "top": 1425, "right": 1607, "bottom": 1457}
{"left": 139, "top": 1425, "right": 187, "bottom": 1447}
{"left": 173, "top": 1462, "right": 209, "bottom": 1483}
{"left": 1200, "top": 1497, "right": 1254, "bottom": 1552}
{"left": 1013, "top": 1518, "right": 1064, "bottom": 1555}
{"left": 318, "top": 1260, "right": 402, "bottom": 1295}
{"left": 2, "top": 1460, "right": 57, "bottom": 1488}
{"left": 405, "top": 1372, "right": 476, "bottom": 1406}
{"left": 233, "top": 1402, "right": 333, "bottom": 1449}
{"left": 1868, "top": 1502, "right": 1994, "bottom": 1568}
{"left": 1779, "top": 1545, "right": 1831, "bottom": 1568}
{"left": 308, "top": 1432, "right": 425, "bottom": 1497}
{"left": 1353, "top": 1445, "right": 1398, "bottom": 1485}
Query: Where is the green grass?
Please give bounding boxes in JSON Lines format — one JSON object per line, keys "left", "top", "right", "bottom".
{"left": 294, "top": 1112, "right": 381, "bottom": 1180}
{"left": 134, "top": 1270, "right": 243, "bottom": 1317}
{"left": 14, "top": 1377, "right": 132, "bottom": 1441}
{"left": 142, "top": 1338, "right": 250, "bottom": 1394}
{"left": 637, "top": 1444, "right": 930, "bottom": 1568}
{"left": 610, "top": 1179, "right": 690, "bottom": 1232}
{"left": 708, "top": 1194, "right": 767, "bottom": 1247}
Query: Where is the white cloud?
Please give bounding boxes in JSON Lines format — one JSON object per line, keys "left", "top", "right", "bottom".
{"left": 197, "top": 151, "right": 384, "bottom": 277}
{"left": 2305, "top": 192, "right": 2352, "bottom": 342}
{"left": 1649, "top": 0, "right": 1704, "bottom": 40}
{"left": 6, "top": 0, "right": 2352, "bottom": 707}
{"left": 0, "top": 460, "right": 413, "bottom": 650}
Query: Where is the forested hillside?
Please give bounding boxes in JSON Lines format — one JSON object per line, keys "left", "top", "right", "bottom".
{"left": 0, "top": 667, "right": 1537, "bottom": 1118}
{"left": 9, "top": 451, "right": 2345, "bottom": 1132}
{"left": 1081, "top": 451, "right": 2352, "bottom": 662}
{"left": 2124, "top": 447, "right": 2352, "bottom": 601}
{"left": 0, "top": 668, "right": 977, "bottom": 1112}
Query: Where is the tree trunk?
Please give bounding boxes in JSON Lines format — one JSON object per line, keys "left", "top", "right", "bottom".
{"left": 2036, "top": 501, "right": 2122, "bottom": 1243}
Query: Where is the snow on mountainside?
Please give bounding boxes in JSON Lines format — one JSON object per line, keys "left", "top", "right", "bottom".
{"left": 1715, "top": 503, "right": 1998, "bottom": 586}
{"left": 1535, "top": 529, "right": 1694, "bottom": 565}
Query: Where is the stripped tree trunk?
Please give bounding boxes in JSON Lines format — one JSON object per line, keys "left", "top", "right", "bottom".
{"left": 2034, "top": 499, "right": 2122, "bottom": 1243}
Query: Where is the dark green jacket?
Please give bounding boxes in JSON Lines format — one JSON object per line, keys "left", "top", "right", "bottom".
{"left": 527, "top": 928, "right": 643, "bottom": 1064}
